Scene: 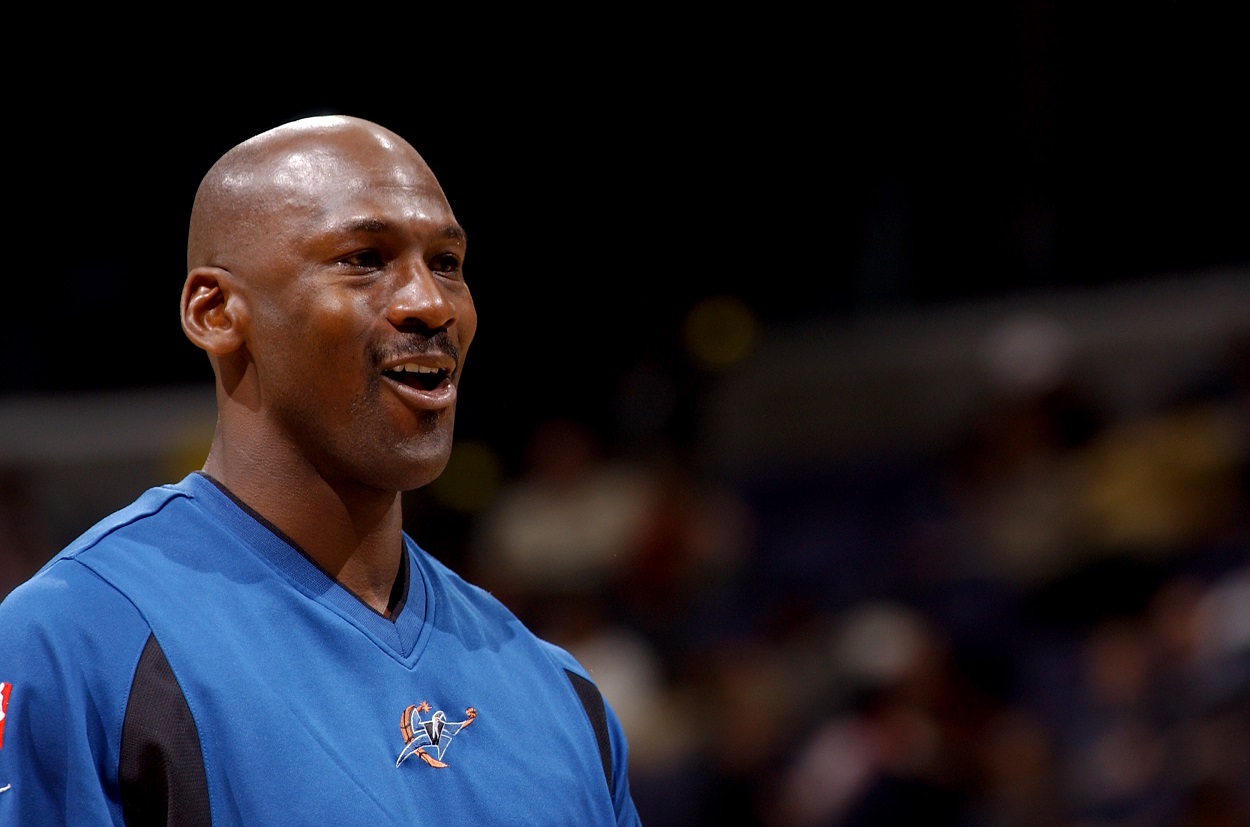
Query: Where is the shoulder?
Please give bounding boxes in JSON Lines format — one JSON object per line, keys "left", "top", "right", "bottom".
{"left": 0, "top": 478, "right": 205, "bottom": 674}
{"left": 0, "top": 558, "right": 156, "bottom": 825}
{"left": 0, "top": 555, "right": 155, "bottom": 786}
{"left": 535, "top": 637, "right": 643, "bottom": 825}
{"left": 1, "top": 554, "right": 153, "bottom": 674}
{"left": 32, "top": 476, "right": 202, "bottom": 580}
{"left": 534, "top": 636, "right": 593, "bottom": 680}
{"left": 407, "top": 538, "right": 520, "bottom": 624}
{"left": 2, "top": 551, "right": 144, "bottom": 628}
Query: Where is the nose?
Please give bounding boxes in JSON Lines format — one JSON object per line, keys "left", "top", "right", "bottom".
{"left": 386, "top": 259, "right": 456, "bottom": 332}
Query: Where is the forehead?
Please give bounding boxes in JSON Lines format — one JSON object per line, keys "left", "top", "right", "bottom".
{"left": 268, "top": 136, "right": 435, "bottom": 193}
{"left": 237, "top": 132, "right": 457, "bottom": 235}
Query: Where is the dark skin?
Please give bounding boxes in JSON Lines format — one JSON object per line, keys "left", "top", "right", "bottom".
{"left": 180, "top": 116, "right": 477, "bottom": 616}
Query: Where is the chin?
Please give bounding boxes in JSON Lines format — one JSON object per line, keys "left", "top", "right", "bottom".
{"left": 356, "top": 459, "right": 447, "bottom": 495}
{"left": 391, "top": 437, "right": 455, "bottom": 492}
{"left": 398, "top": 459, "right": 451, "bottom": 493}
{"left": 345, "top": 408, "right": 458, "bottom": 492}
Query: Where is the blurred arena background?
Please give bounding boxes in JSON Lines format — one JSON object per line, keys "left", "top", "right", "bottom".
{"left": 3, "top": 6, "right": 1248, "bottom": 826}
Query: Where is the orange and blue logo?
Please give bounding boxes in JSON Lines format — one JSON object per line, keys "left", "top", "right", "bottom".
{"left": 396, "top": 701, "right": 476, "bottom": 768}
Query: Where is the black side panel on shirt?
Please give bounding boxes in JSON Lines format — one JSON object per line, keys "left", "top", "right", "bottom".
{"left": 120, "top": 634, "right": 212, "bottom": 827}
{"left": 565, "top": 669, "right": 613, "bottom": 793}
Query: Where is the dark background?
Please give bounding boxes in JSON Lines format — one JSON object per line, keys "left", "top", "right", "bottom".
{"left": 4, "top": 5, "right": 1247, "bottom": 466}
{"left": 4, "top": 9, "right": 1249, "bottom": 825}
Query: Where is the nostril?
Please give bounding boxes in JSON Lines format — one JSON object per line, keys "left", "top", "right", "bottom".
{"left": 389, "top": 307, "right": 455, "bottom": 335}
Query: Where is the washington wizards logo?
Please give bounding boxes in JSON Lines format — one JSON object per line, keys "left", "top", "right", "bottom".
{"left": 396, "top": 701, "right": 477, "bottom": 768}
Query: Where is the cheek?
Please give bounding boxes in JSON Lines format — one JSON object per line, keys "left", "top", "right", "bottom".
{"left": 259, "top": 294, "right": 372, "bottom": 386}
{"left": 297, "top": 289, "right": 375, "bottom": 348}
{"left": 456, "top": 294, "right": 478, "bottom": 356}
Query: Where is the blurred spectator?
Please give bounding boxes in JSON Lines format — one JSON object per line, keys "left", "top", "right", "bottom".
{"left": 1059, "top": 615, "right": 1175, "bottom": 823}
{"left": 611, "top": 445, "right": 754, "bottom": 657}
{"left": 945, "top": 313, "right": 1107, "bottom": 590}
{"left": 971, "top": 706, "right": 1067, "bottom": 827}
{"left": 535, "top": 587, "right": 706, "bottom": 826}
{"left": 0, "top": 469, "right": 53, "bottom": 598}
{"left": 466, "top": 417, "right": 657, "bottom": 619}
{"left": 768, "top": 601, "right": 994, "bottom": 827}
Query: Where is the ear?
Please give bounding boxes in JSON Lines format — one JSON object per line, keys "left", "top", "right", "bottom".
{"left": 181, "top": 267, "right": 247, "bottom": 355}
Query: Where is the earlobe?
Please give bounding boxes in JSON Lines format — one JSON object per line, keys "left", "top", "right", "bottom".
{"left": 181, "top": 267, "right": 246, "bottom": 355}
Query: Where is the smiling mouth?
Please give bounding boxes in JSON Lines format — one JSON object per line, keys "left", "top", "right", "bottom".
{"left": 383, "top": 363, "right": 451, "bottom": 392}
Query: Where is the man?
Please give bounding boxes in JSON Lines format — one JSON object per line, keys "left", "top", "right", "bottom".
{"left": 0, "top": 115, "right": 641, "bottom": 825}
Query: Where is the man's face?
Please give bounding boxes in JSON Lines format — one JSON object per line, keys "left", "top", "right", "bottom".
{"left": 232, "top": 130, "right": 477, "bottom": 493}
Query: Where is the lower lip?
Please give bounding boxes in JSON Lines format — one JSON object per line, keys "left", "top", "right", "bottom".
{"left": 383, "top": 376, "right": 457, "bottom": 411}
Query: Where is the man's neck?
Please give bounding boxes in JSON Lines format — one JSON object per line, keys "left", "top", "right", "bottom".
{"left": 201, "top": 457, "right": 407, "bottom": 616}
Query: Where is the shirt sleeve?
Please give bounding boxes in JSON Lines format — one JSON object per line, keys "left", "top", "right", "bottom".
{"left": 0, "top": 560, "right": 153, "bottom": 826}
{"left": 540, "top": 640, "right": 644, "bottom": 826}
{"left": 604, "top": 683, "right": 644, "bottom": 826}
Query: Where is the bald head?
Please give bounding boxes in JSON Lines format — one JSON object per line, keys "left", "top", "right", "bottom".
{"left": 187, "top": 115, "right": 446, "bottom": 273}
{"left": 179, "top": 113, "right": 476, "bottom": 499}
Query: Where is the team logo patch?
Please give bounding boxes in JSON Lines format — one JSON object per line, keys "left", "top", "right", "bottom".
{"left": 396, "top": 701, "right": 477, "bottom": 768}
{"left": 0, "top": 682, "right": 11, "bottom": 749}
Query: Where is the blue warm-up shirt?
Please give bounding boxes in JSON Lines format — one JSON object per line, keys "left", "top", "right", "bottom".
{"left": 0, "top": 472, "right": 640, "bottom": 825}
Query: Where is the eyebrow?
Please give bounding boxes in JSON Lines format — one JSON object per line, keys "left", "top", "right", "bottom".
{"left": 335, "top": 217, "right": 465, "bottom": 238}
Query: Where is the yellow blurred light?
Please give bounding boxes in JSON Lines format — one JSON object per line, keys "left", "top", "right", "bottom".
{"left": 682, "top": 295, "right": 758, "bottom": 370}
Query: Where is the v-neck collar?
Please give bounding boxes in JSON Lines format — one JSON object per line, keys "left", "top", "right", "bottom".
{"left": 185, "top": 472, "right": 431, "bottom": 660}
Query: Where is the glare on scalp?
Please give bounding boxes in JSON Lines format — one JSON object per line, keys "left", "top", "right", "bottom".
{"left": 187, "top": 116, "right": 441, "bottom": 271}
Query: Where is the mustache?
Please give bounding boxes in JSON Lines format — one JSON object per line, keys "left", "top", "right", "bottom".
{"left": 371, "top": 331, "right": 460, "bottom": 368}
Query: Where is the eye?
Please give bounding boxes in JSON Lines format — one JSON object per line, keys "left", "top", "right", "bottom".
{"left": 340, "top": 249, "right": 386, "bottom": 269}
{"left": 430, "top": 253, "right": 463, "bottom": 278}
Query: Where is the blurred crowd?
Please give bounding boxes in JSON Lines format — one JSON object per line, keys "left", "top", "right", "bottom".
{"left": 2, "top": 323, "right": 1247, "bottom": 827}
{"left": 451, "top": 327, "right": 1249, "bottom": 827}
